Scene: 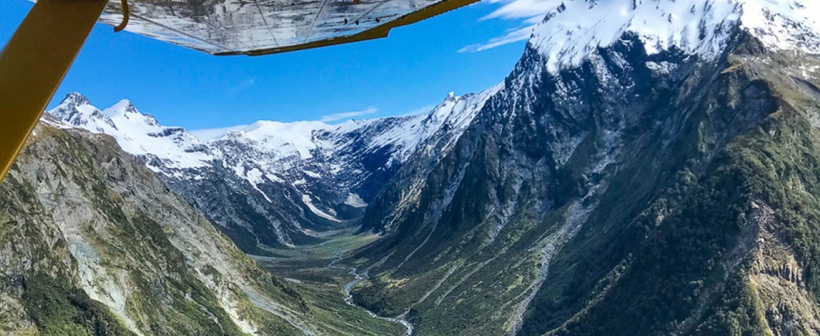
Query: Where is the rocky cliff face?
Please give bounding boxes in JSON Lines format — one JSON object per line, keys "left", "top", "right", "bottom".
{"left": 0, "top": 120, "right": 403, "bottom": 335}
{"left": 349, "top": 0, "right": 820, "bottom": 335}
{"left": 48, "top": 91, "right": 491, "bottom": 254}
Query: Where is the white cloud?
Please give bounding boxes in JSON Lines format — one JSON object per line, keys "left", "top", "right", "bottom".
{"left": 460, "top": 0, "right": 562, "bottom": 52}
{"left": 319, "top": 107, "right": 378, "bottom": 122}
{"left": 481, "top": 0, "right": 561, "bottom": 21}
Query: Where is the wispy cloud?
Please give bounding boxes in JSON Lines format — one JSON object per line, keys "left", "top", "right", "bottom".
{"left": 460, "top": 0, "right": 562, "bottom": 53}
{"left": 459, "top": 26, "right": 534, "bottom": 53}
{"left": 320, "top": 107, "right": 379, "bottom": 122}
{"left": 228, "top": 78, "right": 256, "bottom": 94}
{"left": 401, "top": 104, "right": 438, "bottom": 117}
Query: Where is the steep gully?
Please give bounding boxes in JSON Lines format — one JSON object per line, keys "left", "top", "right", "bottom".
{"left": 329, "top": 248, "right": 414, "bottom": 335}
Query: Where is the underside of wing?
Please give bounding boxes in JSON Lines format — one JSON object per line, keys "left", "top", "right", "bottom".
{"left": 95, "top": 0, "right": 478, "bottom": 56}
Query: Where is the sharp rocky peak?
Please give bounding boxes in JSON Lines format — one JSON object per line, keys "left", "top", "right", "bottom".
{"left": 47, "top": 95, "right": 211, "bottom": 175}
{"left": 61, "top": 91, "right": 91, "bottom": 106}
{"left": 48, "top": 92, "right": 116, "bottom": 130}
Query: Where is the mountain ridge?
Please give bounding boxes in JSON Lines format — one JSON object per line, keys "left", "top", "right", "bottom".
{"left": 46, "top": 88, "right": 497, "bottom": 252}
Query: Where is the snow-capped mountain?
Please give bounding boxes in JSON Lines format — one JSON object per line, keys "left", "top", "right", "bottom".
{"left": 346, "top": 0, "right": 820, "bottom": 334}
{"left": 47, "top": 89, "right": 494, "bottom": 253}
{"left": 530, "top": 0, "right": 819, "bottom": 73}
{"left": 49, "top": 93, "right": 212, "bottom": 175}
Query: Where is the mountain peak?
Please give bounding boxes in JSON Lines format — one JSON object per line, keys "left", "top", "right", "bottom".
{"left": 103, "top": 99, "right": 139, "bottom": 116}
{"left": 45, "top": 93, "right": 211, "bottom": 172}
{"left": 61, "top": 91, "right": 91, "bottom": 107}
{"left": 48, "top": 92, "right": 115, "bottom": 130}
{"left": 529, "top": 0, "right": 820, "bottom": 73}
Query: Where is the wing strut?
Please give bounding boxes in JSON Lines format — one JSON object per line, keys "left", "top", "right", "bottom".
{"left": 0, "top": 0, "right": 108, "bottom": 182}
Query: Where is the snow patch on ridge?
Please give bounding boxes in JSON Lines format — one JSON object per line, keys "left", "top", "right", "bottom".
{"left": 301, "top": 194, "right": 341, "bottom": 222}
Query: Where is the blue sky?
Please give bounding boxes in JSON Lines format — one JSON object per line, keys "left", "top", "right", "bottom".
{"left": 0, "top": 0, "right": 550, "bottom": 130}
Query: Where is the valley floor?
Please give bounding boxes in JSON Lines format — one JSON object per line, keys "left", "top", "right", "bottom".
{"left": 254, "top": 233, "right": 409, "bottom": 336}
